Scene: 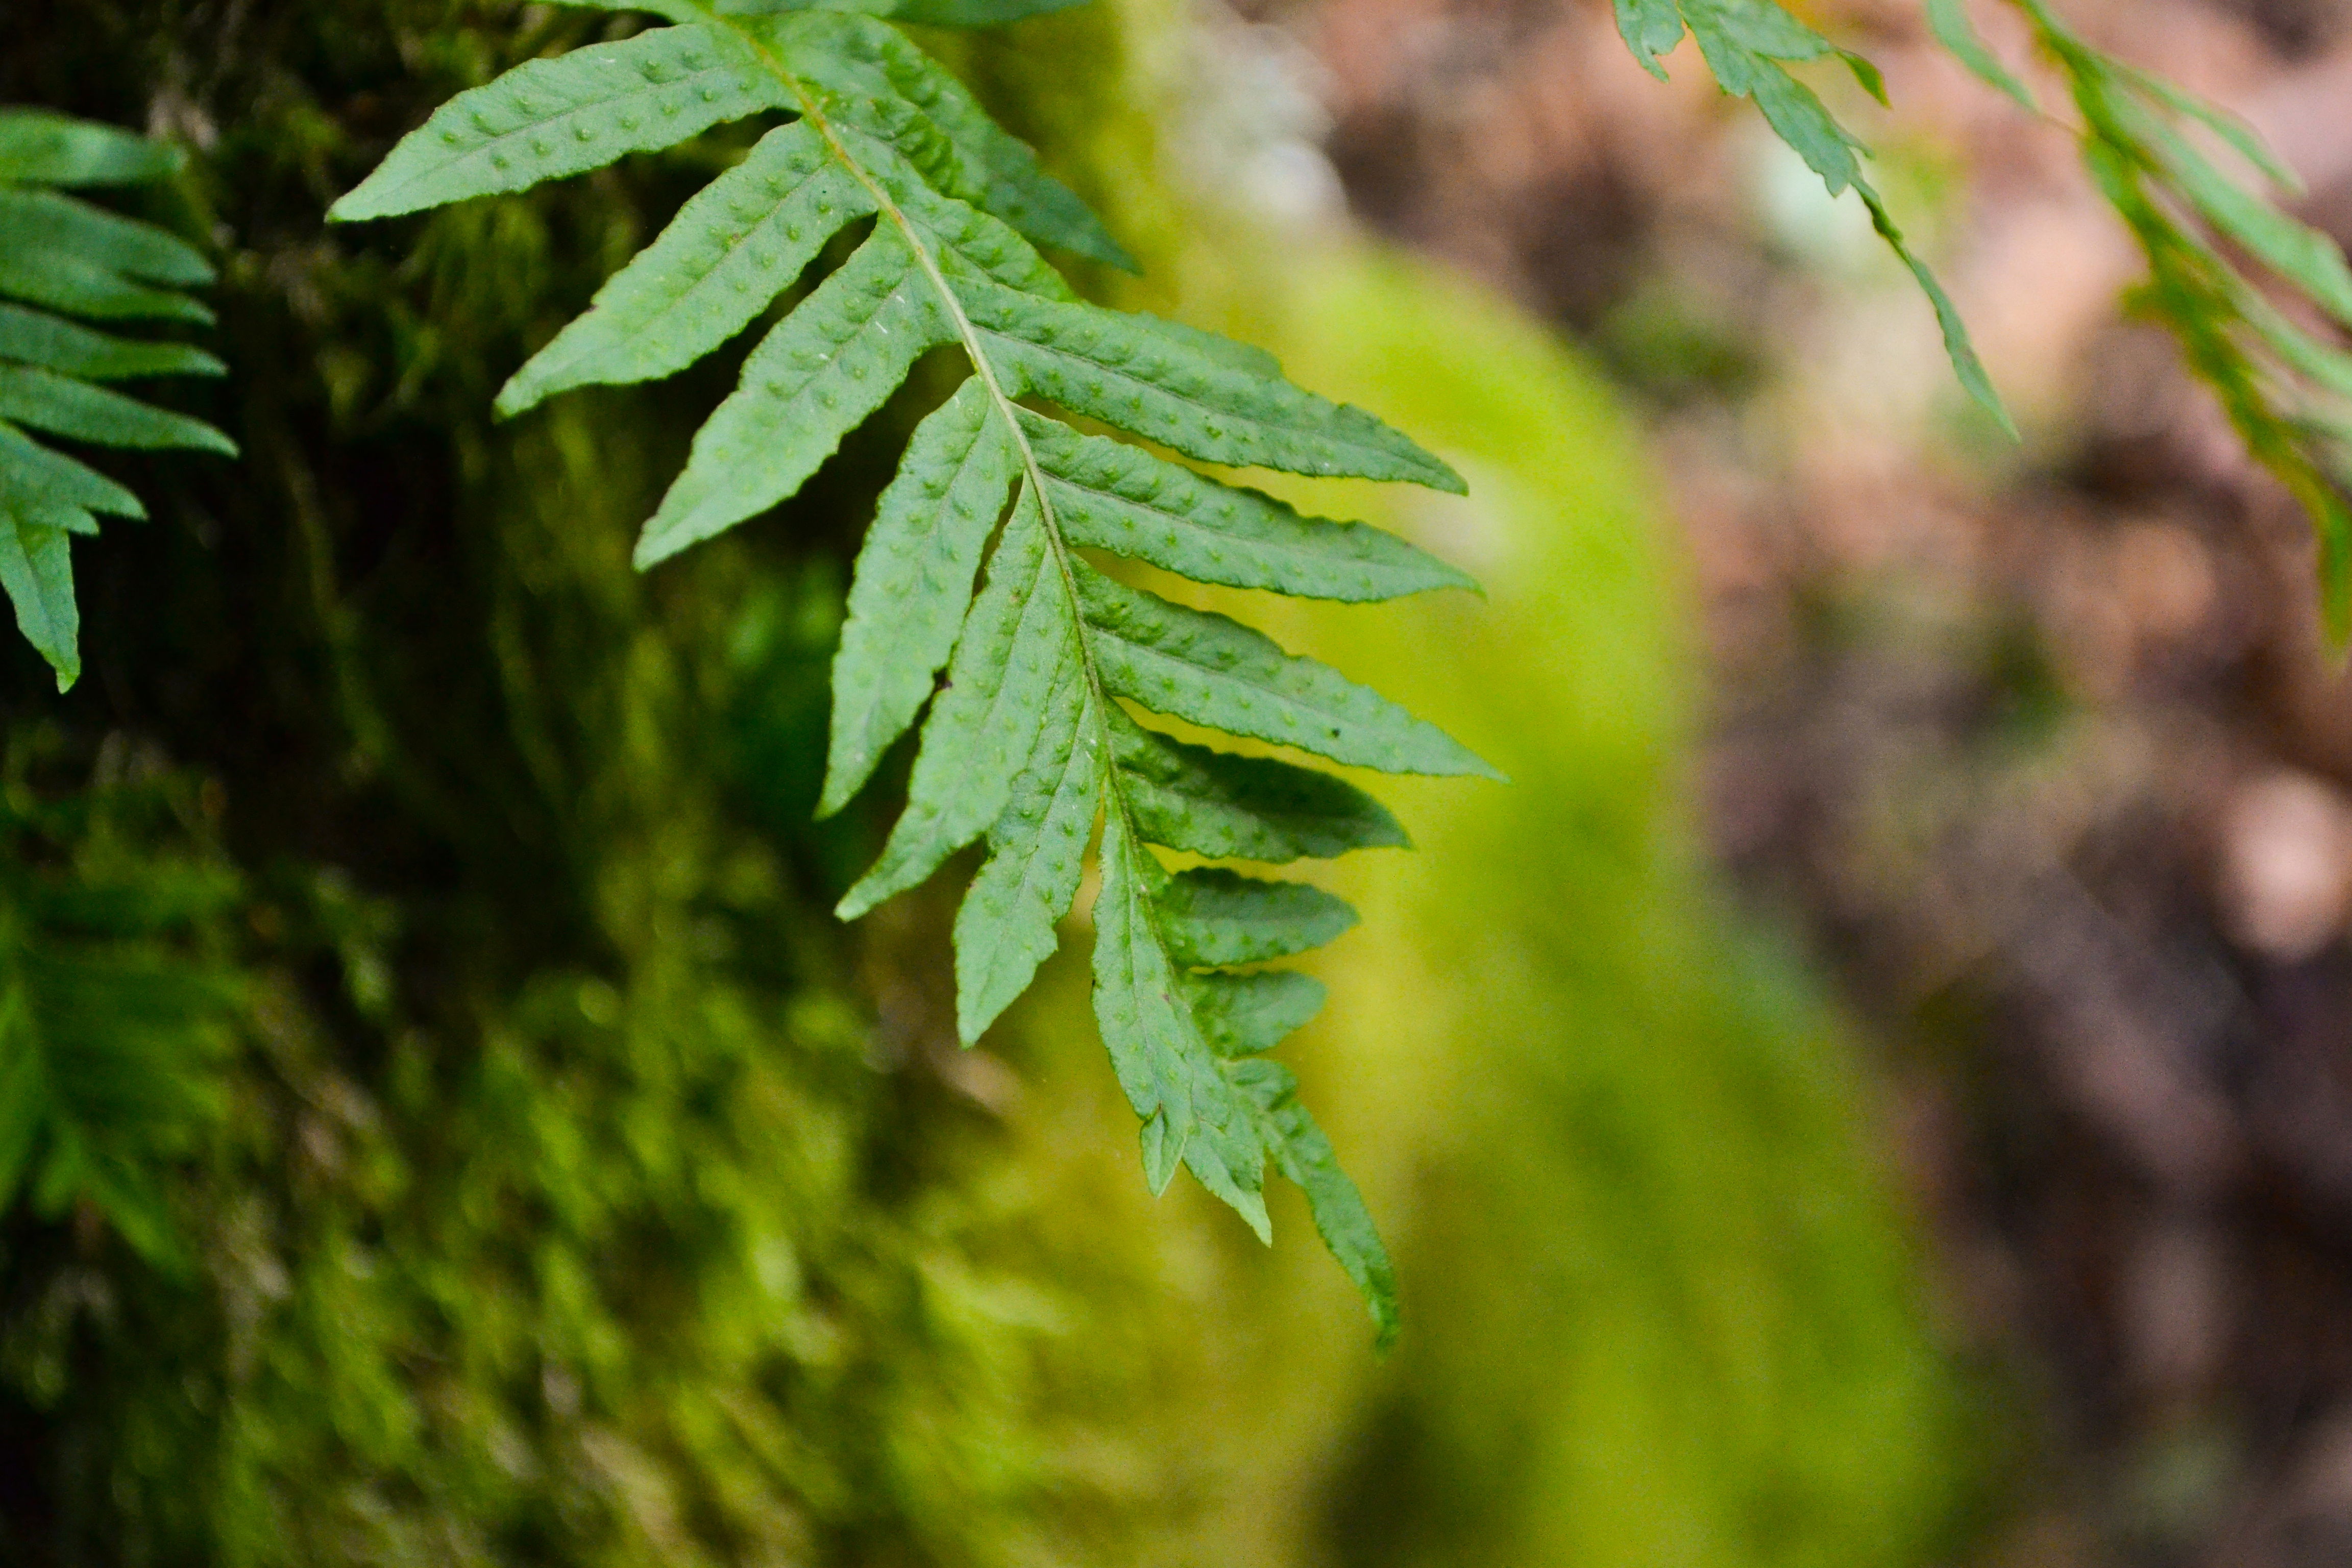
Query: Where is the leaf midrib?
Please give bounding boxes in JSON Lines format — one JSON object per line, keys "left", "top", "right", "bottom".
{"left": 699, "top": 0, "right": 1233, "bottom": 1179}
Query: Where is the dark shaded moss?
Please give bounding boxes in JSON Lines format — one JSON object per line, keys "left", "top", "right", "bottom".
{"left": 0, "top": 7, "right": 1171, "bottom": 1562}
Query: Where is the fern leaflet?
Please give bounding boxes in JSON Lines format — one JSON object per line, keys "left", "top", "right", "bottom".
{"left": 0, "top": 110, "right": 235, "bottom": 691}
{"left": 334, "top": 0, "right": 1495, "bottom": 1344}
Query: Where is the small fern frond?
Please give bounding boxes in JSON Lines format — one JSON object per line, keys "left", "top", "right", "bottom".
{"left": 0, "top": 110, "right": 234, "bottom": 691}
{"left": 1612, "top": 0, "right": 2012, "bottom": 433}
{"left": 335, "top": 0, "right": 1491, "bottom": 1343}
{"left": 2007, "top": 0, "right": 2352, "bottom": 641}
{"left": 1627, "top": 0, "right": 2352, "bottom": 640}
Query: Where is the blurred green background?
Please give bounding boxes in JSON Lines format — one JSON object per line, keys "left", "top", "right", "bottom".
{"left": 0, "top": 1, "right": 1995, "bottom": 1563}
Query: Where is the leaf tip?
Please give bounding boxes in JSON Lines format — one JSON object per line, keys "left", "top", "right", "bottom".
{"left": 1434, "top": 560, "right": 1484, "bottom": 598}
{"left": 1449, "top": 746, "right": 1508, "bottom": 783}
{"left": 1097, "top": 236, "right": 1142, "bottom": 275}
{"left": 814, "top": 762, "right": 862, "bottom": 822}
{"left": 1964, "top": 373, "right": 2020, "bottom": 442}
{"left": 1140, "top": 1111, "right": 1182, "bottom": 1194}
{"left": 1840, "top": 50, "right": 1891, "bottom": 108}
{"left": 631, "top": 527, "right": 684, "bottom": 573}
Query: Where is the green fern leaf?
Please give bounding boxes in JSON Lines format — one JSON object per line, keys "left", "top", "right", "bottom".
{"left": 1074, "top": 566, "right": 1497, "bottom": 776}
{"left": 2243, "top": 287, "right": 2352, "bottom": 402}
{"left": 0, "top": 111, "right": 231, "bottom": 690}
{"left": 0, "top": 511, "right": 80, "bottom": 680}
{"left": 0, "top": 244, "right": 214, "bottom": 325}
{"left": 0, "top": 188, "right": 215, "bottom": 290}
{"left": 327, "top": 27, "right": 791, "bottom": 221}
{"left": 1232, "top": 1057, "right": 1399, "bottom": 1349}
{"left": 631, "top": 6, "right": 1120, "bottom": 267}
{"left": 1129, "top": 312, "right": 1286, "bottom": 379}
{"left": 334, "top": 0, "right": 1492, "bottom": 1340}
{"left": 559, "top": 0, "right": 1094, "bottom": 25}
{"left": 1156, "top": 867, "right": 1357, "bottom": 967}
{"left": 0, "top": 785, "right": 241, "bottom": 1272}
{"left": 1110, "top": 708, "right": 1410, "bottom": 861}
{"left": 2134, "top": 110, "right": 2352, "bottom": 326}
{"left": 823, "top": 376, "right": 1019, "bottom": 815}
{"left": 1093, "top": 810, "right": 1271, "bottom": 1231}
{"left": 836, "top": 487, "right": 1072, "bottom": 919}
{"left": 952, "top": 654, "right": 1099, "bottom": 1040}
{"left": 1615, "top": 0, "right": 1687, "bottom": 78}
{"left": 1024, "top": 414, "right": 1472, "bottom": 600}
{"left": 0, "top": 423, "right": 145, "bottom": 522}
{"left": 2115, "top": 60, "right": 2299, "bottom": 192}
{"left": 0, "top": 303, "right": 224, "bottom": 381}
{"left": 966, "top": 280, "right": 1465, "bottom": 485}
{"left": 1641, "top": 0, "right": 2352, "bottom": 630}
{"left": 0, "top": 109, "right": 185, "bottom": 188}
{"left": 0, "top": 366, "right": 236, "bottom": 453}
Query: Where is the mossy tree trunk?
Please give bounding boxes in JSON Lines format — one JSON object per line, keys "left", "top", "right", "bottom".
{"left": 0, "top": 6, "right": 1172, "bottom": 1562}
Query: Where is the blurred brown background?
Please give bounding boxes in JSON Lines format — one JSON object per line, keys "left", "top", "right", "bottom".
{"left": 1231, "top": 0, "right": 2352, "bottom": 1560}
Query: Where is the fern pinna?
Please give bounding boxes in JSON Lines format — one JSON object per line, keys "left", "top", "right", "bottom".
{"left": 0, "top": 111, "right": 234, "bottom": 691}
{"left": 333, "top": 0, "right": 1493, "bottom": 1342}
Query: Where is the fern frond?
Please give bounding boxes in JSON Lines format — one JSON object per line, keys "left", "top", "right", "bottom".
{"left": 335, "top": 0, "right": 1489, "bottom": 1343}
{"left": 1928, "top": 0, "right": 2352, "bottom": 640}
{"left": 0, "top": 109, "right": 234, "bottom": 691}
{"left": 1622, "top": 0, "right": 2352, "bottom": 640}
{"left": 1612, "top": 0, "right": 2012, "bottom": 432}
{"left": 0, "top": 782, "right": 241, "bottom": 1272}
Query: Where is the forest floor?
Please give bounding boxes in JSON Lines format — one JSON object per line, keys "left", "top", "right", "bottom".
{"left": 1264, "top": 0, "right": 2352, "bottom": 1561}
